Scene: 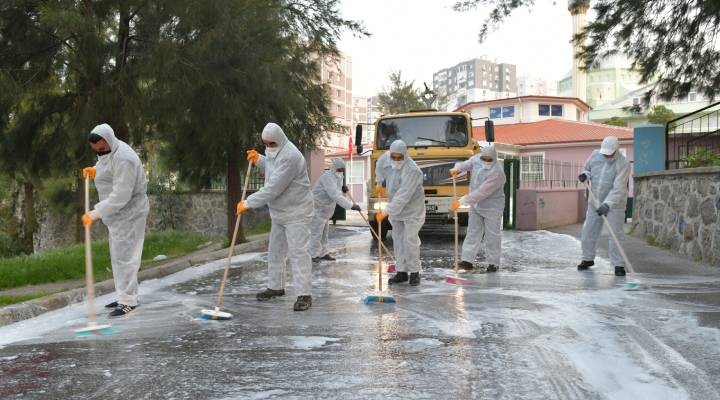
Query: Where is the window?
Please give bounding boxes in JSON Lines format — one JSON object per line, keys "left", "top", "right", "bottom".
{"left": 520, "top": 153, "right": 545, "bottom": 181}
{"left": 539, "top": 104, "right": 550, "bottom": 116}
{"left": 489, "top": 107, "right": 502, "bottom": 119}
{"left": 551, "top": 105, "right": 563, "bottom": 116}
{"left": 347, "top": 160, "right": 364, "bottom": 184}
{"left": 336, "top": 104, "right": 341, "bottom": 112}
{"left": 688, "top": 92, "right": 697, "bottom": 102}
{"left": 539, "top": 104, "right": 563, "bottom": 116}
{"left": 502, "top": 105, "right": 515, "bottom": 118}
{"left": 336, "top": 89, "right": 341, "bottom": 97}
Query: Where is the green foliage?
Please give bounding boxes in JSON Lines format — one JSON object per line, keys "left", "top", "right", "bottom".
{"left": 378, "top": 71, "right": 425, "bottom": 115}
{"left": 39, "top": 177, "right": 79, "bottom": 216}
{"left": 455, "top": 0, "right": 720, "bottom": 101}
{"left": 604, "top": 116, "right": 628, "bottom": 127}
{"left": 646, "top": 105, "right": 676, "bottom": 125}
{"left": 645, "top": 234, "right": 671, "bottom": 250}
{"left": 685, "top": 148, "right": 720, "bottom": 168}
{"left": 0, "top": 230, "right": 208, "bottom": 290}
{"left": 0, "top": 293, "right": 47, "bottom": 307}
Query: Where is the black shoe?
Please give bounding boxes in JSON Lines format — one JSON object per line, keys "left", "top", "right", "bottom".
{"left": 312, "top": 257, "right": 321, "bottom": 262}
{"left": 293, "top": 295, "right": 312, "bottom": 311}
{"left": 458, "top": 261, "right": 474, "bottom": 270}
{"left": 486, "top": 264, "right": 498, "bottom": 273}
{"left": 105, "top": 301, "right": 118, "bottom": 309}
{"left": 388, "top": 272, "right": 409, "bottom": 285}
{"left": 409, "top": 272, "right": 420, "bottom": 286}
{"left": 109, "top": 304, "right": 137, "bottom": 318}
{"left": 256, "top": 288, "right": 286, "bottom": 301}
{"left": 319, "top": 254, "right": 336, "bottom": 261}
{"left": 615, "top": 266, "right": 626, "bottom": 276}
{"left": 577, "top": 260, "right": 595, "bottom": 271}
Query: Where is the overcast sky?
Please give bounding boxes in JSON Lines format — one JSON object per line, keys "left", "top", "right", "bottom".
{"left": 339, "top": 0, "right": 579, "bottom": 97}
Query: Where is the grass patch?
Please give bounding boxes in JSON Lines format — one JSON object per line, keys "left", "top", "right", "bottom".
{"left": 245, "top": 220, "right": 271, "bottom": 237}
{"left": 0, "top": 230, "right": 208, "bottom": 290}
{"left": 0, "top": 293, "right": 48, "bottom": 307}
{"left": 644, "top": 234, "right": 671, "bottom": 250}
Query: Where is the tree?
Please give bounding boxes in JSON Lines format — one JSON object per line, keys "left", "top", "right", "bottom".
{"left": 604, "top": 116, "right": 628, "bottom": 127}
{"left": 646, "top": 105, "right": 676, "bottom": 125}
{"left": 378, "top": 71, "right": 425, "bottom": 115}
{"left": 454, "top": 0, "right": 720, "bottom": 101}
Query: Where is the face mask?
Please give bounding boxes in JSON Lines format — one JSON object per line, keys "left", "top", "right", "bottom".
{"left": 335, "top": 172, "right": 343, "bottom": 179}
{"left": 482, "top": 161, "right": 493, "bottom": 170}
{"left": 96, "top": 149, "right": 111, "bottom": 156}
{"left": 265, "top": 147, "right": 279, "bottom": 159}
{"left": 391, "top": 160, "right": 405, "bottom": 170}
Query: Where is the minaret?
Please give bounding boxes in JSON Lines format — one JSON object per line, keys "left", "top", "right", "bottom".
{"left": 569, "top": 0, "right": 590, "bottom": 102}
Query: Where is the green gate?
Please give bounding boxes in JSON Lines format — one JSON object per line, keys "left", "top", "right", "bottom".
{"left": 503, "top": 159, "right": 520, "bottom": 229}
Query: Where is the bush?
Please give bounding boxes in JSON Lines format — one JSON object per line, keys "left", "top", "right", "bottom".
{"left": 685, "top": 148, "right": 720, "bottom": 168}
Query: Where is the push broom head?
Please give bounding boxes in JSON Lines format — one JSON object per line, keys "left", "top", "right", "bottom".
{"left": 199, "top": 307, "right": 233, "bottom": 320}
{"left": 387, "top": 263, "right": 396, "bottom": 273}
{"left": 624, "top": 281, "right": 640, "bottom": 291}
{"left": 75, "top": 323, "right": 117, "bottom": 337}
{"left": 362, "top": 293, "right": 396, "bottom": 304}
{"left": 444, "top": 275, "right": 471, "bottom": 285}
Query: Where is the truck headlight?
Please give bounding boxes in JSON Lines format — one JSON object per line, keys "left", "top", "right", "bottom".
{"left": 373, "top": 202, "right": 388, "bottom": 210}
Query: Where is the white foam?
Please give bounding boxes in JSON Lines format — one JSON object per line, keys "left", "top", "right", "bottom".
{"left": 287, "top": 336, "right": 340, "bottom": 350}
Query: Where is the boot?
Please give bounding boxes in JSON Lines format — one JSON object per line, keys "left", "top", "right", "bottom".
{"left": 577, "top": 260, "right": 594, "bottom": 271}
{"left": 319, "top": 254, "right": 336, "bottom": 261}
{"left": 293, "top": 295, "right": 312, "bottom": 311}
{"left": 458, "top": 261, "right": 474, "bottom": 270}
{"left": 615, "top": 266, "right": 626, "bottom": 276}
{"left": 256, "top": 288, "right": 285, "bottom": 301}
{"left": 409, "top": 272, "right": 421, "bottom": 286}
{"left": 486, "top": 264, "right": 498, "bottom": 273}
{"left": 388, "top": 271, "right": 408, "bottom": 285}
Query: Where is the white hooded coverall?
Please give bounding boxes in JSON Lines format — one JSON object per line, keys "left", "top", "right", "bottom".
{"left": 309, "top": 158, "right": 354, "bottom": 258}
{"left": 385, "top": 140, "right": 425, "bottom": 273}
{"left": 90, "top": 123, "right": 149, "bottom": 307}
{"left": 454, "top": 145, "right": 506, "bottom": 266}
{"left": 245, "top": 123, "right": 314, "bottom": 295}
{"left": 580, "top": 148, "right": 630, "bottom": 267}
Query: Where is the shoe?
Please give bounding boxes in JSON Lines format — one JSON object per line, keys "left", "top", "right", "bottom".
{"left": 293, "top": 295, "right": 312, "bottom": 311}
{"left": 458, "top": 261, "right": 474, "bottom": 270}
{"left": 486, "top": 264, "right": 498, "bottom": 273}
{"left": 319, "top": 254, "right": 336, "bottom": 261}
{"left": 256, "top": 288, "right": 286, "bottom": 301}
{"left": 615, "top": 266, "right": 626, "bottom": 276}
{"left": 388, "top": 271, "right": 409, "bottom": 285}
{"left": 312, "top": 257, "right": 321, "bottom": 262}
{"left": 104, "top": 301, "right": 118, "bottom": 309}
{"left": 109, "top": 304, "right": 137, "bottom": 318}
{"left": 409, "top": 272, "right": 420, "bottom": 286}
{"left": 577, "top": 260, "right": 594, "bottom": 271}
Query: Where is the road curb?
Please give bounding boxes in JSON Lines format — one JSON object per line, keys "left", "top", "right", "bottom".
{"left": 0, "top": 235, "right": 269, "bottom": 327}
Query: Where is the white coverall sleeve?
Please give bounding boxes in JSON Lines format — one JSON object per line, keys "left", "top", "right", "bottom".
{"left": 465, "top": 170, "right": 505, "bottom": 205}
{"left": 602, "top": 162, "right": 630, "bottom": 208}
{"left": 386, "top": 168, "right": 423, "bottom": 216}
{"left": 245, "top": 155, "right": 297, "bottom": 209}
{"left": 94, "top": 160, "right": 137, "bottom": 218}
{"left": 454, "top": 159, "right": 473, "bottom": 173}
{"left": 257, "top": 155, "right": 267, "bottom": 175}
{"left": 322, "top": 177, "right": 354, "bottom": 209}
{"left": 581, "top": 154, "right": 593, "bottom": 176}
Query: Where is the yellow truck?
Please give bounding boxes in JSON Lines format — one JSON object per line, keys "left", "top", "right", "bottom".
{"left": 355, "top": 110, "right": 491, "bottom": 238}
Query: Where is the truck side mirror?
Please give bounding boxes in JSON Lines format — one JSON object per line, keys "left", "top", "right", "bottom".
{"left": 355, "top": 124, "right": 363, "bottom": 154}
{"left": 484, "top": 120, "right": 495, "bottom": 143}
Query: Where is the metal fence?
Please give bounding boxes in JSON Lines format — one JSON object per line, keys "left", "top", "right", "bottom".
{"left": 207, "top": 168, "right": 265, "bottom": 192}
{"left": 666, "top": 101, "right": 720, "bottom": 169}
{"left": 518, "top": 158, "right": 584, "bottom": 190}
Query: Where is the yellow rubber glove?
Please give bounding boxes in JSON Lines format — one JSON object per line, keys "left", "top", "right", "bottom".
{"left": 82, "top": 167, "right": 96, "bottom": 180}
{"left": 246, "top": 150, "right": 261, "bottom": 166}
{"left": 375, "top": 211, "right": 385, "bottom": 224}
{"left": 374, "top": 185, "right": 386, "bottom": 197}
{"left": 236, "top": 201, "right": 249, "bottom": 215}
{"left": 81, "top": 213, "right": 97, "bottom": 228}
{"left": 451, "top": 200, "right": 461, "bottom": 211}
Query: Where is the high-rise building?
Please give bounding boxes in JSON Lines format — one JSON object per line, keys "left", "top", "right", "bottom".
{"left": 433, "top": 57, "right": 517, "bottom": 111}
{"left": 517, "top": 75, "right": 558, "bottom": 97}
{"left": 320, "top": 52, "right": 353, "bottom": 153}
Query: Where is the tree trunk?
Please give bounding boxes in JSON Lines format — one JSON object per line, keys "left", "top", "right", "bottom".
{"left": 75, "top": 176, "right": 85, "bottom": 243}
{"left": 109, "top": 3, "right": 131, "bottom": 143}
{"left": 22, "top": 181, "right": 37, "bottom": 253}
{"left": 226, "top": 143, "right": 246, "bottom": 244}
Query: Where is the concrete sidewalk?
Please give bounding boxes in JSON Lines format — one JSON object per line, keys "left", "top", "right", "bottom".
{"left": 0, "top": 233, "right": 269, "bottom": 326}
{"left": 550, "top": 223, "right": 718, "bottom": 276}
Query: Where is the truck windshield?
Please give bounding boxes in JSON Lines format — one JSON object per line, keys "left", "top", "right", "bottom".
{"left": 377, "top": 115, "right": 469, "bottom": 149}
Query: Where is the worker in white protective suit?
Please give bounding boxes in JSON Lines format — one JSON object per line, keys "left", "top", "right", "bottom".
{"left": 375, "top": 140, "right": 425, "bottom": 286}
{"left": 310, "top": 158, "right": 361, "bottom": 261}
{"left": 450, "top": 144, "right": 506, "bottom": 272}
{"left": 82, "top": 123, "right": 149, "bottom": 318}
{"left": 374, "top": 151, "right": 391, "bottom": 198}
{"left": 237, "top": 123, "right": 315, "bottom": 311}
{"left": 577, "top": 136, "right": 630, "bottom": 276}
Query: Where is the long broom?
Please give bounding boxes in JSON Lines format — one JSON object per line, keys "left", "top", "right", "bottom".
{"left": 358, "top": 195, "right": 395, "bottom": 304}
{"left": 586, "top": 181, "right": 640, "bottom": 290}
{"left": 346, "top": 192, "right": 397, "bottom": 272}
{"left": 444, "top": 175, "right": 470, "bottom": 285}
{"left": 200, "top": 162, "right": 254, "bottom": 320}
{"left": 75, "top": 172, "right": 116, "bottom": 337}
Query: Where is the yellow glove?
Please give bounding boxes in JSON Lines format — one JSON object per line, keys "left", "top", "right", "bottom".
{"left": 449, "top": 168, "right": 458, "bottom": 177}
{"left": 236, "top": 201, "right": 249, "bottom": 215}
{"left": 374, "top": 185, "right": 386, "bottom": 197}
{"left": 81, "top": 212, "right": 97, "bottom": 228}
{"left": 82, "top": 167, "right": 96, "bottom": 180}
{"left": 451, "top": 200, "right": 461, "bottom": 211}
{"left": 246, "top": 150, "right": 261, "bottom": 166}
{"left": 375, "top": 211, "right": 385, "bottom": 224}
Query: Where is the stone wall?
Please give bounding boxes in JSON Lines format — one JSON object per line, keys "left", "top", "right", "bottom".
{"left": 631, "top": 167, "right": 720, "bottom": 266}
{"left": 34, "top": 191, "right": 269, "bottom": 252}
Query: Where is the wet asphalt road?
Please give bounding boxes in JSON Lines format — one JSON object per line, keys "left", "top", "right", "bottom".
{"left": 1, "top": 225, "right": 720, "bottom": 399}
